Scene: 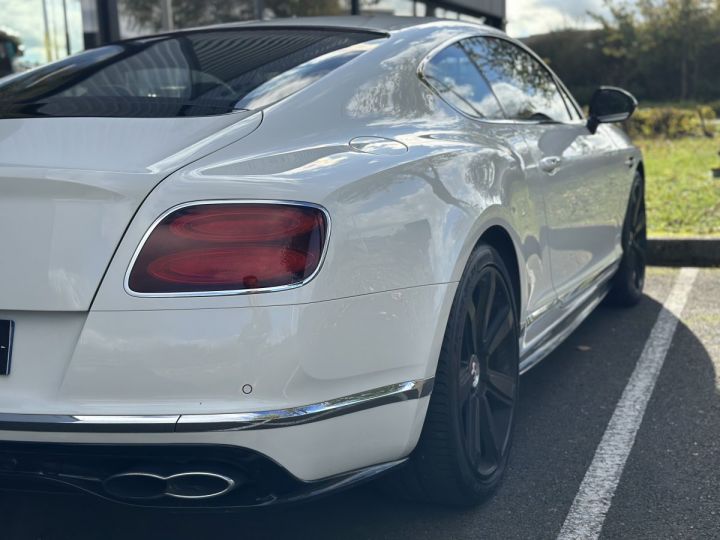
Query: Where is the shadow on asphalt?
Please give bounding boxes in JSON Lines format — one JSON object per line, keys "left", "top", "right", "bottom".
{"left": 0, "top": 286, "right": 716, "bottom": 540}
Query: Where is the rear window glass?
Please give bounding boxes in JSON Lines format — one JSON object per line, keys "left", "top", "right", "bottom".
{"left": 0, "top": 28, "right": 383, "bottom": 119}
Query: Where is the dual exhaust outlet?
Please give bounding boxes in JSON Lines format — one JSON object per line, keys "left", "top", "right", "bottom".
{"left": 103, "top": 469, "right": 238, "bottom": 501}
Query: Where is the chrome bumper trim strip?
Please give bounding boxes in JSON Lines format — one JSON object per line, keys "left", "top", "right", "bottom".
{"left": 176, "top": 377, "right": 434, "bottom": 432}
{"left": 0, "top": 414, "right": 180, "bottom": 433}
{"left": 0, "top": 378, "right": 434, "bottom": 433}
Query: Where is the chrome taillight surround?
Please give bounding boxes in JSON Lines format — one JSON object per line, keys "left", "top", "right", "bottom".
{"left": 124, "top": 200, "right": 331, "bottom": 298}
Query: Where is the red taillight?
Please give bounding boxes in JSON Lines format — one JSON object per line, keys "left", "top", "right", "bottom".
{"left": 128, "top": 203, "right": 328, "bottom": 294}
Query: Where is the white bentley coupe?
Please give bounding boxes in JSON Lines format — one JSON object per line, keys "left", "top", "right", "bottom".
{"left": 0, "top": 17, "right": 645, "bottom": 507}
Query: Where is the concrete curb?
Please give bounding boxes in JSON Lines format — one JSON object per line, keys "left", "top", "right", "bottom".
{"left": 648, "top": 238, "right": 720, "bottom": 267}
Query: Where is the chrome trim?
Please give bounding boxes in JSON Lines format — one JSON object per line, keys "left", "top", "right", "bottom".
{"left": 104, "top": 471, "right": 236, "bottom": 500}
{"left": 523, "top": 261, "right": 618, "bottom": 331}
{"left": 417, "top": 31, "right": 587, "bottom": 126}
{"left": 176, "top": 377, "right": 434, "bottom": 432}
{"left": 523, "top": 298, "right": 561, "bottom": 330}
{"left": 0, "top": 414, "right": 180, "bottom": 433}
{"left": 519, "top": 261, "right": 619, "bottom": 374}
{"left": 556, "top": 260, "right": 619, "bottom": 307}
{"left": 520, "top": 282, "right": 610, "bottom": 375}
{"left": 123, "top": 199, "right": 332, "bottom": 298}
{"left": 166, "top": 471, "right": 236, "bottom": 500}
{"left": 417, "top": 30, "right": 487, "bottom": 81}
{"left": 0, "top": 378, "right": 433, "bottom": 433}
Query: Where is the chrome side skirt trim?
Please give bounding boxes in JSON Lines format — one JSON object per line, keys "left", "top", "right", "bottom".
{"left": 523, "top": 297, "right": 560, "bottom": 331}
{"left": 0, "top": 378, "right": 434, "bottom": 434}
{"left": 523, "top": 261, "right": 618, "bottom": 336}
{"left": 519, "top": 261, "right": 619, "bottom": 375}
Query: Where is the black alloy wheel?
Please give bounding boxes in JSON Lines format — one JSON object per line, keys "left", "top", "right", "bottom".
{"left": 608, "top": 171, "right": 647, "bottom": 307}
{"left": 626, "top": 178, "right": 647, "bottom": 292}
{"left": 386, "top": 244, "right": 520, "bottom": 506}
{"left": 458, "top": 266, "right": 518, "bottom": 478}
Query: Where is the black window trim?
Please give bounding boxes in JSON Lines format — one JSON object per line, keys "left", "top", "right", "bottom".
{"left": 418, "top": 31, "right": 586, "bottom": 127}
{"left": 1, "top": 26, "right": 389, "bottom": 120}
{"left": 420, "top": 39, "right": 506, "bottom": 121}
{"left": 112, "top": 25, "right": 390, "bottom": 46}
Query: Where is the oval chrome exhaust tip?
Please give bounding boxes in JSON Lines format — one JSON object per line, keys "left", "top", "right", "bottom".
{"left": 104, "top": 470, "right": 236, "bottom": 500}
{"left": 104, "top": 472, "right": 167, "bottom": 500}
{"left": 166, "top": 471, "right": 236, "bottom": 499}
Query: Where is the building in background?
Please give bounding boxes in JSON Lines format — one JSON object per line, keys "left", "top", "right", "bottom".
{"left": 0, "top": 0, "right": 505, "bottom": 72}
{"left": 117, "top": 0, "right": 505, "bottom": 37}
{"left": 346, "top": 1, "right": 504, "bottom": 27}
{"left": 0, "top": 28, "right": 24, "bottom": 77}
{"left": 0, "top": 0, "right": 84, "bottom": 70}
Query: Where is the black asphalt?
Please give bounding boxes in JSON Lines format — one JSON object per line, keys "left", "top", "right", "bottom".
{"left": 1, "top": 268, "right": 718, "bottom": 540}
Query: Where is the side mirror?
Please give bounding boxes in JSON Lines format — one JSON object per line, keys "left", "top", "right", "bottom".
{"left": 587, "top": 86, "right": 638, "bottom": 134}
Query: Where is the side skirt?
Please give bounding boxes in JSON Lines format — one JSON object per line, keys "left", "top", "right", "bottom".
{"left": 519, "top": 262, "right": 619, "bottom": 375}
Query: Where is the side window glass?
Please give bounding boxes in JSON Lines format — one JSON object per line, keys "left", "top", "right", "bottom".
{"left": 465, "top": 37, "right": 571, "bottom": 123}
{"left": 423, "top": 43, "right": 504, "bottom": 120}
{"left": 559, "top": 85, "right": 582, "bottom": 120}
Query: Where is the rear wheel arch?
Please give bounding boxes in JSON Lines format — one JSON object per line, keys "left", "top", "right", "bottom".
{"left": 636, "top": 160, "right": 645, "bottom": 179}
{"left": 385, "top": 240, "right": 521, "bottom": 505}
{"left": 420, "top": 218, "right": 526, "bottom": 400}
{"left": 607, "top": 168, "right": 646, "bottom": 307}
{"left": 477, "top": 225, "right": 522, "bottom": 321}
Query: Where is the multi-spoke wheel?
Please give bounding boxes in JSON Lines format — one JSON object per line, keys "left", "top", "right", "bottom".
{"left": 458, "top": 267, "right": 517, "bottom": 478}
{"left": 608, "top": 171, "right": 647, "bottom": 307}
{"left": 385, "top": 244, "right": 519, "bottom": 506}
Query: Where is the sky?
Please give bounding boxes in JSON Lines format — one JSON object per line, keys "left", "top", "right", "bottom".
{"left": 506, "top": 0, "right": 610, "bottom": 37}
{"left": 0, "top": 0, "right": 83, "bottom": 65}
{"left": 0, "top": 0, "right": 612, "bottom": 66}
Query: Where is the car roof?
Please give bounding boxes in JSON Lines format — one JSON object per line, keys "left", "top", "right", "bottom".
{"left": 117, "top": 16, "right": 509, "bottom": 50}
{"left": 206, "top": 15, "right": 500, "bottom": 35}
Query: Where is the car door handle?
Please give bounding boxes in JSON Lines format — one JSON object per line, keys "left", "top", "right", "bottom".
{"left": 625, "top": 155, "right": 635, "bottom": 168}
{"left": 539, "top": 156, "right": 562, "bottom": 174}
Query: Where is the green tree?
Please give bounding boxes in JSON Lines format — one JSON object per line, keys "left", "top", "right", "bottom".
{"left": 589, "top": 2, "right": 642, "bottom": 91}
{"left": 640, "top": 0, "right": 715, "bottom": 99}
{"left": 592, "top": 0, "right": 718, "bottom": 100}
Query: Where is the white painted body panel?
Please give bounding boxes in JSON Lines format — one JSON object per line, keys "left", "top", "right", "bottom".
{"left": 0, "top": 400, "right": 430, "bottom": 481}
{"left": 0, "top": 112, "right": 262, "bottom": 310}
{"left": 0, "top": 18, "right": 641, "bottom": 481}
{"left": 518, "top": 123, "right": 629, "bottom": 297}
{"left": 0, "top": 284, "right": 454, "bottom": 415}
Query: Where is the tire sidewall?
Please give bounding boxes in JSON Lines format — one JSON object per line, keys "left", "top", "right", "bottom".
{"left": 441, "top": 245, "right": 520, "bottom": 495}
{"left": 611, "top": 171, "right": 646, "bottom": 305}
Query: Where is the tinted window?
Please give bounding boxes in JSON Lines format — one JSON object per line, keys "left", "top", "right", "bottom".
{"left": 465, "top": 37, "right": 571, "bottom": 123}
{"left": 0, "top": 29, "right": 383, "bottom": 118}
{"left": 559, "top": 85, "right": 582, "bottom": 120}
{"left": 424, "top": 43, "right": 504, "bottom": 120}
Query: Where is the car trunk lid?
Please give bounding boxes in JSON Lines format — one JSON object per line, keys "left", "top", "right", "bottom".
{"left": 0, "top": 111, "right": 262, "bottom": 311}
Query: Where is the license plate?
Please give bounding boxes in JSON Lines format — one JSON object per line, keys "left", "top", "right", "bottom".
{"left": 0, "top": 320, "right": 14, "bottom": 376}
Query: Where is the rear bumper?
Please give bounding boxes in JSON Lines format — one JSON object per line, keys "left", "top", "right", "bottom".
{"left": 0, "top": 378, "right": 432, "bottom": 433}
{"left": 0, "top": 284, "right": 451, "bottom": 486}
{"left": 0, "top": 390, "right": 431, "bottom": 486}
{"left": 0, "top": 284, "right": 452, "bottom": 418}
{"left": 0, "top": 441, "right": 404, "bottom": 508}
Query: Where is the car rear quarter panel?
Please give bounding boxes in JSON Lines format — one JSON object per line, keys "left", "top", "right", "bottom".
{"left": 0, "top": 24, "right": 553, "bottom": 480}
{"left": 83, "top": 26, "right": 548, "bottom": 413}
{"left": 7, "top": 24, "right": 545, "bottom": 415}
{"left": 94, "top": 25, "right": 542, "bottom": 320}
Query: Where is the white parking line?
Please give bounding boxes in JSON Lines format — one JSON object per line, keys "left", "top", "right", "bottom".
{"left": 557, "top": 267, "right": 699, "bottom": 540}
